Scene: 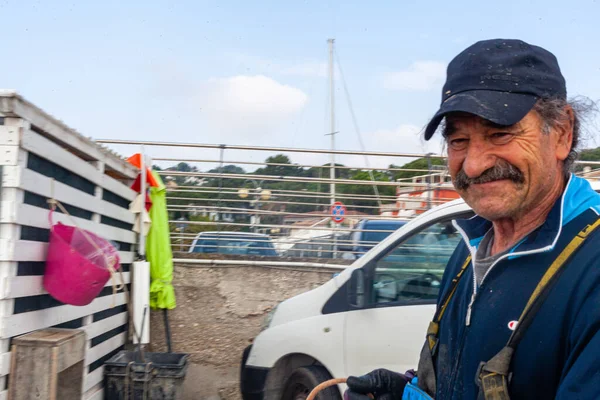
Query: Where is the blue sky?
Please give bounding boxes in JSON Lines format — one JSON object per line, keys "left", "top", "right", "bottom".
{"left": 1, "top": 0, "right": 599, "bottom": 168}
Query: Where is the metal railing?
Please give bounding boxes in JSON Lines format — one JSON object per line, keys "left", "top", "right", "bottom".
{"left": 95, "top": 139, "right": 600, "bottom": 262}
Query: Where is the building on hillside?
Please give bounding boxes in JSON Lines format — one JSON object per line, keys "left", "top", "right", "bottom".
{"left": 381, "top": 170, "right": 461, "bottom": 218}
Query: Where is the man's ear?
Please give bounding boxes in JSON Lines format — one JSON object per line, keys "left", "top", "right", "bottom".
{"left": 555, "top": 106, "right": 574, "bottom": 161}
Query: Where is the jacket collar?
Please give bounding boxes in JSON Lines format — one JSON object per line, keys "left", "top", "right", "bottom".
{"left": 453, "top": 174, "right": 600, "bottom": 259}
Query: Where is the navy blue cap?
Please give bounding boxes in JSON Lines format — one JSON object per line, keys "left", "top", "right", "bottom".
{"left": 424, "top": 39, "right": 566, "bottom": 140}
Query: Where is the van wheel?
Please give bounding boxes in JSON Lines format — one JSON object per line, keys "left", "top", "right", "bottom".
{"left": 281, "top": 366, "right": 341, "bottom": 400}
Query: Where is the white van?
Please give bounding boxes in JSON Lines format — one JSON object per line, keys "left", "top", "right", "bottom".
{"left": 240, "top": 199, "right": 474, "bottom": 400}
{"left": 240, "top": 180, "right": 600, "bottom": 400}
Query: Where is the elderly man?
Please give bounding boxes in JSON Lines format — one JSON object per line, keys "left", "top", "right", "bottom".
{"left": 345, "top": 39, "right": 600, "bottom": 400}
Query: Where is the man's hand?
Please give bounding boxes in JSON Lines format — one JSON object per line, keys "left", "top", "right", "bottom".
{"left": 343, "top": 369, "right": 413, "bottom": 400}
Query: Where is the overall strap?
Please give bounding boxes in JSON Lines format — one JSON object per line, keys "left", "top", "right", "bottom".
{"left": 417, "top": 255, "right": 472, "bottom": 395}
{"left": 477, "top": 218, "right": 600, "bottom": 400}
{"left": 427, "top": 255, "right": 472, "bottom": 352}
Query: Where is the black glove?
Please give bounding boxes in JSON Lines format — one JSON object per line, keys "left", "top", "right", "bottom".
{"left": 344, "top": 369, "right": 413, "bottom": 400}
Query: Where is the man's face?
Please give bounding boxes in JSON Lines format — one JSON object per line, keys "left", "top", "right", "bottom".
{"left": 445, "top": 110, "right": 571, "bottom": 221}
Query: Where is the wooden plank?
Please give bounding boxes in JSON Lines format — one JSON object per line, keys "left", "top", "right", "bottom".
{"left": 85, "top": 332, "right": 126, "bottom": 366}
{"left": 20, "top": 130, "right": 102, "bottom": 185}
{"left": 11, "top": 203, "right": 137, "bottom": 244}
{"left": 118, "top": 252, "right": 134, "bottom": 265}
{"left": 0, "top": 146, "right": 19, "bottom": 166}
{"left": 0, "top": 240, "right": 45, "bottom": 261}
{"left": 0, "top": 240, "right": 42, "bottom": 261}
{"left": 0, "top": 240, "right": 134, "bottom": 263}
{"left": 20, "top": 130, "right": 138, "bottom": 200}
{"left": 100, "top": 173, "right": 137, "bottom": 202}
{"left": 0, "top": 352, "right": 9, "bottom": 377}
{"left": 15, "top": 168, "right": 135, "bottom": 224}
{"left": 0, "top": 200, "right": 17, "bottom": 225}
{"left": 1, "top": 165, "right": 21, "bottom": 188}
{"left": 83, "top": 367, "right": 104, "bottom": 393}
{"left": 1, "top": 292, "right": 126, "bottom": 338}
{"left": 83, "top": 386, "right": 103, "bottom": 400}
{"left": 0, "top": 94, "right": 138, "bottom": 179}
{"left": 3, "top": 272, "right": 131, "bottom": 300}
{"left": 0, "top": 121, "right": 26, "bottom": 391}
{"left": 0, "top": 126, "right": 20, "bottom": 146}
{"left": 83, "top": 312, "right": 128, "bottom": 340}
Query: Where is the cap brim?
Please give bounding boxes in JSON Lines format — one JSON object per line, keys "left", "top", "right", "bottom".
{"left": 424, "top": 90, "right": 538, "bottom": 140}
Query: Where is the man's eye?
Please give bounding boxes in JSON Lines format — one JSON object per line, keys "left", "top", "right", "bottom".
{"left": 449, "top": 138, "right": 468, "bottom": 150}
{"left": 490, "top": 132, "right": 514, "bottom": 144}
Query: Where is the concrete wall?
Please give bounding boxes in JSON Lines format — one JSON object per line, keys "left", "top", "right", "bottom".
{"left": 150, "top": 263, "right": 340, "bottom": 399}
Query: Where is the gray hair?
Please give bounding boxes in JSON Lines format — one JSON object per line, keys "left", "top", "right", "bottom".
{"left": 533, "top": 96, "right": 598, "bottom": 178}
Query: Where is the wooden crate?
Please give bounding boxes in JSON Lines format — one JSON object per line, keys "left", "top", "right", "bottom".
{"left": 9, "top": 329, "right": 86, "bottom": 400}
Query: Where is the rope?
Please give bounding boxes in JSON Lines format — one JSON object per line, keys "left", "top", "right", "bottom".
{"left": 335, "top": 48, "right": 384, "bottom": 209}
{"left": 306, "top": 378, "right": 374, "bottom": 400}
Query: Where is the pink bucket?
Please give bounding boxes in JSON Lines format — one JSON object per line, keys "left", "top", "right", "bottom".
{"left": 43, "top": 222, "right": 121, "bottom": 306}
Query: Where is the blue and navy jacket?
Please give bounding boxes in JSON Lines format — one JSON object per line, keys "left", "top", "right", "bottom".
{"left": 434, "top": 175, "right": 600, "bottom": 399}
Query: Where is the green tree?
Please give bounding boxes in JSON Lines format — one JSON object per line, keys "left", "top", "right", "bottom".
{"left": 205, "top": 164, "right": 247, "bottom": 188}
{"left": 337, "top": 169, "right": 395, "bottom": 215}
{"left": 254, "top": 154, "right": 305, "bottom": 177}
{"left": 388, "top": 157, "right": 446, "bottom": 181}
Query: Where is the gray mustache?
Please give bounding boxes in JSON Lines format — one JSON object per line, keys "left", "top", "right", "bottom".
{"left": 454, "top": 161, "right": 524, "bottom": 190}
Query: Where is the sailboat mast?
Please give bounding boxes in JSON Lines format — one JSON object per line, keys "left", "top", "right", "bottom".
{"left": 328, "top": 38, "right": 338, "bottom": 258}
{"left": 328, "top": 38, "right": 336, "bottom": 206}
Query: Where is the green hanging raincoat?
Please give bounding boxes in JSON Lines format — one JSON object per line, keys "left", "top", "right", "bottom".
{"left": 147, "top": 171, "right": 176, "bottom": 309}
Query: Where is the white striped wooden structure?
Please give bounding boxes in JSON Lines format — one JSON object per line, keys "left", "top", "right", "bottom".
{"left": 0, "top": 91, "right": 139, "bottom": 400}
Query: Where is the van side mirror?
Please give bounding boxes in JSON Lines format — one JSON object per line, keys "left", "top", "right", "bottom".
{"left": 348, "top": 269, "right": 366, "bottom": 308}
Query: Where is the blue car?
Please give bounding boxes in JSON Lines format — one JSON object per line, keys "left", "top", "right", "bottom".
{"left": 341, "top": 219, "right": 409, "bottom": 259}
{"left": 188, "top": 231, "right": 278, "bottom": 256}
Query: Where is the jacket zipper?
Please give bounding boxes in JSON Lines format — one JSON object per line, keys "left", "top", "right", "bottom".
{"left": 458, "top": 227, "right": 554, "bottom": 326}
{"left": 465, "top": 292, "right": 476, "bottom": 326}
{"left": 465, "top": 257, "right": 504, "bottom": 326}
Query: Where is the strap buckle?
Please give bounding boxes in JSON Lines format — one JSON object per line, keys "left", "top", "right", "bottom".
{"left": 426, "top": 321, "right": 440, "bottom": 354}
{"left": 475, "top": 362, "right": 512, "bottom": 400}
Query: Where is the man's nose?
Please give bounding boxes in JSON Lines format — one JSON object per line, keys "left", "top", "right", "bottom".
{"left": 461, "top": 140, "right": 497, "bottom": 178}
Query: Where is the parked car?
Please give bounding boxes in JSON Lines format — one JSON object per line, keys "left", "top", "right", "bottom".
{"left": 282, "top": 219, "right": 407, "bottom": 260}
{"left": 339, "top": 219, "right": 409, "bottom": 259}
{"left": 240, "top": 181, "right": 600, "bottom": 400}
{"left": 188, "top": 231, "right": 278, "bottom": 257}
{"left": 283, "top": 233, "right": 352, "bottom": 259}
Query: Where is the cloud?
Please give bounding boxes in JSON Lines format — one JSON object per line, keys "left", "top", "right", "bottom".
{"left": 197, "top": 75, "right": 308, "bottom": 139}
{"left": 279, "top": 62, "right": 327, "bottom": 78}
{"left": 383, "top": 61, "right": 446, "bottom": 91}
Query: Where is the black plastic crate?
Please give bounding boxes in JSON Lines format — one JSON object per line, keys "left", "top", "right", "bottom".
{"left": 104, "top": 351, "right": 189, "bottom": 400}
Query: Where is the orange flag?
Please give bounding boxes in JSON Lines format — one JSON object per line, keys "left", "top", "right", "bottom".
{"left": 127, "top": 153, "right": 159, "bottom": 188}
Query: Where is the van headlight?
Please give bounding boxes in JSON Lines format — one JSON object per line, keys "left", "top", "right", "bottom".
{"left": 262, "top": 305, "right": 278, "bottom": 330}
